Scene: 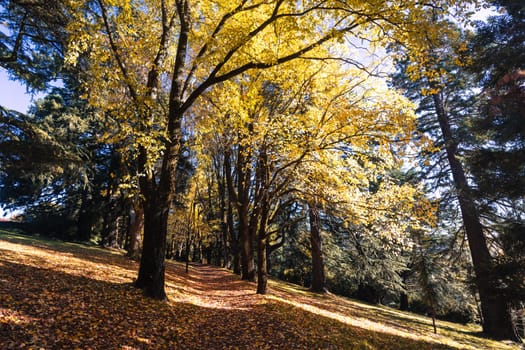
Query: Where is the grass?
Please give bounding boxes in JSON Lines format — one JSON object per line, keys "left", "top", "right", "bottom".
{"left": 0, "top": 230, "right": 522, "bottom": 349}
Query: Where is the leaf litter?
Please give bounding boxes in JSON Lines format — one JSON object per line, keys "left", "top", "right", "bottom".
{"left": 0, "top": 233, "right": 520, "bottom": 350}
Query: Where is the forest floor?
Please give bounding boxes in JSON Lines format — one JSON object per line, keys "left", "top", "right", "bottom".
{"left": 0, "top": 230, "right": 522, "bottom": 350}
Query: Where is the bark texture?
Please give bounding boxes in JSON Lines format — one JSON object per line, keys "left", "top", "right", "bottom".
{"left": 309, "top": 203, "right": 326, "bottom": 293}
{"left": 433, "top": 92, "right": 517, "bottom": 340}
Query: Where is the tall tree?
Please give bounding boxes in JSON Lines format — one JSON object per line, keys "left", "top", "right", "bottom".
{"left": 467, "top": 1, "right": 525, "bottom": 334}
{"left": 66, "top": 0, "right": 476, "bottom": 299}
{"left": 0, "top": 92, "right": 103, "bottom": 239}
{"left": 0, "top": 1, "right": 131, "bottom": 244}
{"left": 197, "top": 55, "right": 427, "bottom": 295}
{"left": 391, "top": 13, "right": 520, "bottom": 339}
{"left": 308, "top": 201, "right": 325, "bottom": 293}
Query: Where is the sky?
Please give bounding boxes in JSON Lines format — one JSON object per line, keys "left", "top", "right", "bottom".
{"left": 0, "top": 68, "right": 42, "bottom": 114}
{"left": 0, "top": 9, "right": 32, "bottom": 114}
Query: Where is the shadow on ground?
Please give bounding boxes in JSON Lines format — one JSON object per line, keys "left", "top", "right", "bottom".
{"left": 0, "top": 232, "right": 520, "bottom": 350}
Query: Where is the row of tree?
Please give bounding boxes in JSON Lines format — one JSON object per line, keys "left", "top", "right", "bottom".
{"left": 0, "top": 0, "right": 523, "bottom": 341}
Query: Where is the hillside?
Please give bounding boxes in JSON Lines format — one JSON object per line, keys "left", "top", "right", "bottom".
{"left": 0, "top": 230, "right": 521, "bottom": 350}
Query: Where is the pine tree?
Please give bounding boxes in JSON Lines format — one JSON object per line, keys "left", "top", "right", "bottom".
{"left": 466, "top": 2, "right": 525, "bottom": 337}
{"left": 390, "top": 17, "right": 519, "bottom": 339}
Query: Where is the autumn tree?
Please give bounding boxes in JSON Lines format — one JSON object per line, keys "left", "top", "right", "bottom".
{"left": 65, "top": 0, "right": 477, "bottom": 299}
{"left": 196, "top": 66, "right": 321, "bottom": 286}
{"left": 196, "top": 49, "right": 433, "bottom": 296}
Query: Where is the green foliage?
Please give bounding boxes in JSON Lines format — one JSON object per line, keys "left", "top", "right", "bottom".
{"left": 0, "top": 0, "right": 69, "bottom": 90}
{"left": 0, "top": 88, "right": 133, "bottom": 244}
{"left": 325, "top": 221, "right": 408, "bottom": 304}
{"left": 0, "top": 97, "right": 85, "bottom": 211}
{"left": 469, "top": 2, "right": 525, "bottom": 86}
{"left": 4, "top": 0, "right": 519, "bottom": 329}
{"left": 408, "top": 231, "right": 477, "bottom": 323}
{"left": 466, "top": 4, "right": 525, "bottom": 203}
{"left": 389, "top": 13, "right": 519, "bottom": 333}
{"left": 268, "top": 203, "right": 311, "bottom": 286}
{"left": 491, "top": 222, "right": 525, "bottom": 306}
{"left": 466, "top": 1, "right": 525, "bottom": 310}
{"left": 0, "top": 1, "right": 120, "bottom": 242}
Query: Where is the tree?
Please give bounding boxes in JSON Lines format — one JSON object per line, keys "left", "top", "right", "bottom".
{"left": 0, "top": 1, "right": 135, "bottom": 246}
{"left": 0, "top": 0, "right": 69, "bottom": 90}
{"left": 412, "top": 242, "right": 441, "bottom": 334}
{"left": 407, "top": 228, "right": 479, "bottom": 331}
{"left": 65, "top": 0, "right": 477, "bottom": 299}
{"left": 196, "top": 46, "right": 440, "bottom": 298}
{"left": 0, "top": 94, "right": 88, "bottom": 235}
{"left": 391, "top": 12, "right": 520, "bottom": 339}
{"left": 0, "top": 88, "right": 137, "bottom": 246}
{"left": 308, "top": 201, "right": 325, "bottom": 293}
{"left": 467, "top": 1, "right": 525, "bottom": 337}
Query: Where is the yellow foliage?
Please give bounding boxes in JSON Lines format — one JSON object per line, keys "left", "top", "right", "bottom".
{"left": 196, "top": 53, "right": 431, "bottom": 241}
{"left": 62, "top": 0, "right": 474, "bottom": 236}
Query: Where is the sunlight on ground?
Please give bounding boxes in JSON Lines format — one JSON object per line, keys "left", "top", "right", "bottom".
{"left": 165, "top": 262, "right": 264, "bottom": 311}
{"left": 266, "top": 294, "right": 471, "bottom": 349}
{"left": 1, "top": 233, "right": 521, "bottom": 350}
{"left": 0, "top": 239, "right": 134, "bottom": 284}
{"left": 266, "top": 280, "right": 518, "bottom": 350}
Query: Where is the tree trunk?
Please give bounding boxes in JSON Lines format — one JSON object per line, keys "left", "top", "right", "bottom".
{"left": 217, "top": 161, "right": 230, "bottom": 268}
{"left": 256, "top": 234, "right": 268, "bottom": 294}
{"left": 399, "top": 269, "right": 411, "bottom": 311}
{"left": 185, "top": 223, "right": 191, "bottom": 273}
{"left": 239, "top": 213, "right": 255, "bottom": 281}
{"left": 431, "top": 303, "right": 437, "bottom": 334}
{"left": 232, "top": 242, "right": 241, "bottom": 275}
{"left": 256, "top": 191, "right": 270, "bottom": 294}
{"left": 224, "top": 147, "right": 255, "bottom": 280}
{"left": 101, "top": 200, "right": 119, "bottom": 248}
{"left": 228, "top": 198, "right": 241, "bottom": 275}
{"left": 134, "top": 194, "right": 168, "bottom": 300}
{"left": 223, "top": 152, "right": 241, "bottom": 274}
{"left": 134, "top": 0, "right": 190, "bottom": 301}
{"left": 240, "top": 173, "right": 256, "bottom": 280}
{"left": 127, "top": 201, "right": 143, "bottom": 259}
{"left": 134, "top": 123, "right": 181, "bottom": 300}
{"left": 228, "top": 204, "right": 241, "bottom": 274}
{"left": 433, "top": 92, "right": 517, "bottom": 340}
{"left": 309, "top": 202, "right": 326, "bottom": 293}
{"left": 399, "top": 292, "right": 409, "bottom": 311}
{"left": 76, "top": 189, "right": 93, "bottom": 242}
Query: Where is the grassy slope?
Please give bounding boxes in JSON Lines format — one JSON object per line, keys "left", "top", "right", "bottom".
{"left": 0, "top": 230, "right": 521, "bottom": 350}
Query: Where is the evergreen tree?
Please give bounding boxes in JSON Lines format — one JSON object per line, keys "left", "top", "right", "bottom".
{"left": 390, "top": 19, "right": 519, "bottom": 340}
{"left": 0, "top": 0, "right": 69, "bottom": 90}
{"left": 467, "top": 1, "right": 525, "bottom": 334}
{"left": 0, "top": 1, "right": 134, "bottom": 245}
